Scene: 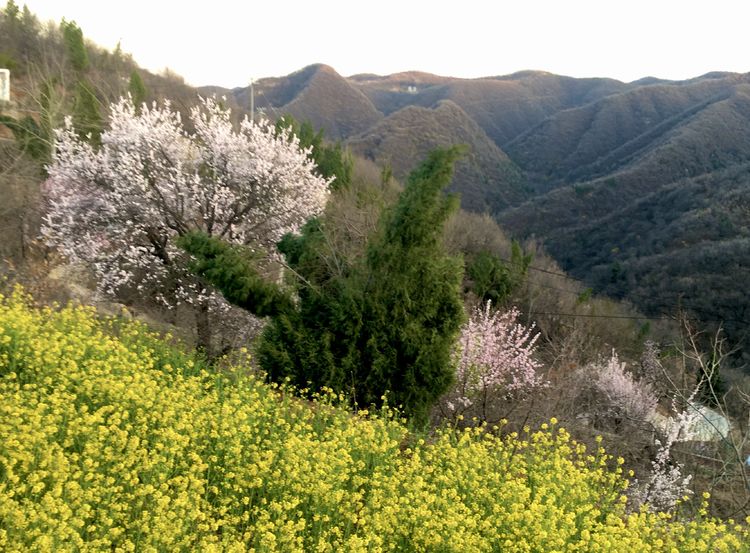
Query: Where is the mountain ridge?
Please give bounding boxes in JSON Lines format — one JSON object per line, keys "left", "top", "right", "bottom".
{"left": 348, "top": 99, "right": 526, "bottom": 212}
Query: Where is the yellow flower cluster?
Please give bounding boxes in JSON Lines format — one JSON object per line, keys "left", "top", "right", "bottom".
{"left": 0, "top": 288, "right": 747, "bottom": 552}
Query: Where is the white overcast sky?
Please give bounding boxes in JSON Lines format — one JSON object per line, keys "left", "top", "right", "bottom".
{"left": 20, "top": 0, "right": 750, "bottom": 88}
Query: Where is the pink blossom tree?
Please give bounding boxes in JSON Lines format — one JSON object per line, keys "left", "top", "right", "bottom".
{"left": 42, "top": 96, "right": 330, "bottom": 354}
{"left": 442, "top": 301, "right": 544, "bottom": 423}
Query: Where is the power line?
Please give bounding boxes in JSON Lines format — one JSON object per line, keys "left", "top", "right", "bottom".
{"left": 525, "top": 279, "right": 587, "bottom": 297}
{"left": 526, "top": 263, "right": 742, "bottom": 311}
{"left": 522, "top": 261, "right": 581, "bottom": 281}
{"left": 520, "top": 280, "right": 719, "bottom": 322}
{"left": 505, "top": 255, "right": 742, "bottom": 310}
{"left": 526, "top": 310, "right": 669, "bottom": 321}
{"left": 488, "top": 256, "right": 750, "bottom": 325}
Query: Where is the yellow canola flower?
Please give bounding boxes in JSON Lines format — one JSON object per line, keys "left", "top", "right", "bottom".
{"left": 0, "top": 288, "right": 747, "bottom": 552}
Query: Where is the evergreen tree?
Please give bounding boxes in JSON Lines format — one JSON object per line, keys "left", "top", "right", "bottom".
{"left": 128, "top": 69, "right": 147, "bottom": 108}
{"left": 4, "top": 0, "right": 19, "bottom": 20}
{"left": 61, "top": 20, "right": 88, "bottom": 72}
{"left": 72, "top": 80, "right": 102, "bottom": 144}
{"left": 354, "top": 147, "right": 466, "bottom": 420}
{"left": 468, "top": 241, "right": 531, "bottom": 304}
{"left": 183, "top": 148, "right": 466, "bottom": 423}
{"left": 19, "top": 4, "right": 35, "bottom": 29}
{"left": 178, "top": 231, "right": 295, "bottom": 318}
{"left": 0, "top": 113, "right": 49, "bottom": 161}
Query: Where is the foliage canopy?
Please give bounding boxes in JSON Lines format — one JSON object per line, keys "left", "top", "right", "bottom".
{"left": 275, "top": 114, "right": 353, "bottom": 190}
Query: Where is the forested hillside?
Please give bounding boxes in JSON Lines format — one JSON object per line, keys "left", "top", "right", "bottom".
{"left": 348, "top": 100, "right": 526, "bottom": 212}
{"left": 499, "top": 78, "right": 750, "bottom": 353}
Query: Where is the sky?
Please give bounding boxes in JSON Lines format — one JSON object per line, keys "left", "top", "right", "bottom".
{"left": 20, "top": 0, "right": 750, "bottom": 88}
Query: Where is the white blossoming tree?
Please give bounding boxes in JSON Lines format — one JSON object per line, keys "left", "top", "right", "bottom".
{"left": 585, "top": 350, "right": 696, "bottom": 512}
{"left": 594, "top": 352, "right": 658, "bottom": 425}
{"left": 42, "top": 96, "right": 330, "bottom": 354}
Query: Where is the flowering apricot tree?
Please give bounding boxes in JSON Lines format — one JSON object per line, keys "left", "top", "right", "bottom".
{"left": 42, "top": 96, "right": 330, "bottom": 353}
{"left": 594, "top": 352, "right": 658, "bottom": 423}
{"left": 443, "top": 301, "right": 544, "bottom": 422}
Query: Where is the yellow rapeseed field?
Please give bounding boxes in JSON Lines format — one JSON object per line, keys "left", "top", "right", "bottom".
{"left": 0, "top": 288, "right": 747, "bottom": 552}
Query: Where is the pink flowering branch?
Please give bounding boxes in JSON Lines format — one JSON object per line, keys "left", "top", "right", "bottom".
{"left": 443, "top": 301, "right": 544, "bottom": 423}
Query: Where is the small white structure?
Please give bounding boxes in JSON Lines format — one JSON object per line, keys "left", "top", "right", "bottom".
{"left": 684, "top": 405, "right": 731, "bottom": 441}
{"left": 650, "top": 404, "right": 731, "bottom": 443}
{"left": 0, "top": 69, "right": 9, "bottom": 102}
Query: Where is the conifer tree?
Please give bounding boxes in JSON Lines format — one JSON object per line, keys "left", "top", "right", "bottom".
{"left": 4, "top": 0, "right": 19, "bottom": 20}
{"left": 352, "top": 147, "right": 465, "bottom": 420}
{"left": 61, "top": 20, "right": 88, "bottom": 72}
{"left": 183, "top": 147, "right": 465, "bottom": 422}
{"left": 128, "top": 69, "right": 147, "bottom": 108}
{"left": 468, "top": 241, "right": 531, "bottom": 304}
{"left": 72, "top": 80, "right": 102, "bottom": 144}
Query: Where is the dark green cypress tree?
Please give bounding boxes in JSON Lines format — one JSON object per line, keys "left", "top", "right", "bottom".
{"left": 259, "top": 217, "right": 365, "bottom": 394}
{"left": 72, "top": 80, "right": 102, "bottom": 144}
{"left": 128, "top": 69, "right": 147, "bottom": 109}
{"left": 61, "top": 20, "right": 88, "bottom": 72}
{"left": 177, "top": 231, "right": 294, "bottom": 318}
{"left": 181, "top": 148, "right": 465, "bottom": 422}
{"left": 354, "top": 147, "right": 465, "bottom": 421}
